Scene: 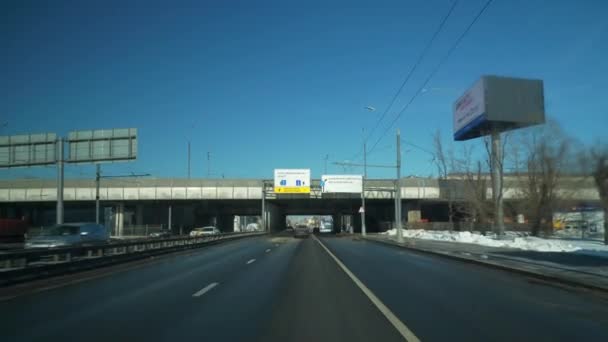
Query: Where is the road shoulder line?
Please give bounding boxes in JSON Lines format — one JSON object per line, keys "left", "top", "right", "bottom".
{"left": 313, "top": 235, "right": 420, "bottom": 342}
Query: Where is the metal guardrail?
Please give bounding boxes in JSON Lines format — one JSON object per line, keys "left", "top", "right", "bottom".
{"left": 116, "top": 225, "right": 165, "bottom": 237}
{"left": 0, "top": 232, "right": 266, "bottom": 285}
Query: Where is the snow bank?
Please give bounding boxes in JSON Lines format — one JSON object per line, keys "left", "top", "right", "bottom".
{"left": 508, "top": 237, "right": 582, "bottom": 252}
{"left": 382, "top": 229, "right": 582, "bottom": 252}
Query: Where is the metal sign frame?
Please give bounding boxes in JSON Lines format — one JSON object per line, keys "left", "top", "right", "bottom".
{"left": 0, "top": 133, "right": 57, "bottom": 168}
{"left": 67, "top": 128, "right": 137, "bottom": 163}
{"left": 1, "top": 128, "right": 138, "bottom": 226}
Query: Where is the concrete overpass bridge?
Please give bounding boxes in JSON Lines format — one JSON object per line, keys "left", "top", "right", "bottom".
{"left": 0, "top": 176, "right": 600, "bottom": 234}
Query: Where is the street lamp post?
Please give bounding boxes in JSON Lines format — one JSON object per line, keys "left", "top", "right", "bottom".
{"left": 396, "top": 129, "right": 403, "bottom": 243}
{"left": 361, "top": 141, "right": 367, "bottom": 236}
{"left": 360, "top": 106, "right": 376, "bottom": 236}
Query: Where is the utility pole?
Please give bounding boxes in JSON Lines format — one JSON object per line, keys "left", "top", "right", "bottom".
{"left": 95, "top": 164, "right": 101, "bottom": 224}
{"left": 396, "top": 129, "right": 403, "bottom": 243}
{"left": 324, "top": 154, "right": 329, "bottom": 175}
{"left": 207, "top": 151, "right": 211, "bottom": 178}
{"left": 261, "top": 180, "right": 266, "bottom": 232}
{"left": 491, "top": 130, "right": 505, "bottom": 236}
{"left": 187, "top": 141, "right": 191, "bottom": 179}
{"left": 56, "top": 139, "right": 64, "bottom": 224}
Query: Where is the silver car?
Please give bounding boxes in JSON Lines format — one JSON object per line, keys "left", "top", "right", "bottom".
{"left": 25, "top": 223, "right": 109, "bottom": 248}
{"left": 293, "top": 224, "right": 309, "bottom": 238}
{"left": 190, "top": 226, "right": 221, "bottom": 237}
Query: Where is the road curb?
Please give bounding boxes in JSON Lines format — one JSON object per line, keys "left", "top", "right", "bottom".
{"left": 362, "top": 236, "right": 608, "bottom": 294}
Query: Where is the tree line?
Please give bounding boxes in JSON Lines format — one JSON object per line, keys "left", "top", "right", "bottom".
{"left": 431, "top": 121, "right": 608, "bottom": 244}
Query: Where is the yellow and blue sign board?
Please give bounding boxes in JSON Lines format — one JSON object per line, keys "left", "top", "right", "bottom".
{"left": 274, "top": 169, "right": 311, "bottom": 194}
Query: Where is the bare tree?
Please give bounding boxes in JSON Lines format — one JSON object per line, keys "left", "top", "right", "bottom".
{"left": 452, "top": 144, "right": 492, "bottom": 228}
{"left": 590, "top": 147, "right": 608, "bottom": 244}
{"left": 432, "top": 130, "right": 455, "bottom": 224}
{"left": 517, "top": 123, "right": 571, "bottom": 236}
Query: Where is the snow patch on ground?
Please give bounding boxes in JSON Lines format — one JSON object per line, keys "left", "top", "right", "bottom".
{"left": 382, "top": 229, "right": 590, "bottom": 252}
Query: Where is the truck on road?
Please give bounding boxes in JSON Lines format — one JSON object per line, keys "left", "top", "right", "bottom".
{"left": 0, "top": 219, "right": 28, "bottom": 244}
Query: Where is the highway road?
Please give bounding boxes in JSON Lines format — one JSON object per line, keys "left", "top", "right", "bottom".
{"left": 1, "top": 233, "right": 608, "bottom": 341}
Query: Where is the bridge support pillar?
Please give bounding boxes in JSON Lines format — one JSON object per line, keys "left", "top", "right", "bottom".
{"left": 217, "top": 214, "right": 234, "bottom": 232}
{"left": 332, "top": 214, "right": 340, "bottom": 233}
{"left": 265, "top": 202, "right": 284, "bottom": 232}
{"left": 136, "top": 204, "right": 144, "bottom": 226}
{"left": 405, "top": 201, "right": 422, "bottom": 224}
{"left": 115, "top": 203, "right": 125, "bottom": 236}
{"left": 5, "top": 207, "right": 16, "bottom": 219}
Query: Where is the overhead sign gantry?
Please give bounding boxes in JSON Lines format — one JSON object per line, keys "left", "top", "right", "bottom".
{"left": 0, "top": 128, "right": 138, "bottom": 224}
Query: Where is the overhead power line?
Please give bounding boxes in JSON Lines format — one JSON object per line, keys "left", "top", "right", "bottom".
{"left": 402, "top": 139, "right": 435, "bottom": 156}
{"left": 343, "top": 1, "right": 459, "bottom": 165}
{"left": 368, "top": 0, "right": 495, "bottom": 154}
{"left": 365, "top": 0, "right": 460, "bottom": 144}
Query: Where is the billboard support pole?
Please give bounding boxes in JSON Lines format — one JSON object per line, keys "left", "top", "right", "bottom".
{"left": 56, "top": 139, "right": 64, "bottom": 224}
{"left": 95, "top": 164, "right": 101, "bottom": 224}
{"left": 396, "top": 129, "right": 403, "bottom": 243}
{"left": 491, "top": 130, "right": 505, "bottom": 236}
{"left": 361, "top": 142, "right": 367, "bottom": 236}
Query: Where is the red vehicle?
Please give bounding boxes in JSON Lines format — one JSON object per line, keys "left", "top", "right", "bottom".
{"left": 0, "top": 219, "right": 28, "bottom": 243}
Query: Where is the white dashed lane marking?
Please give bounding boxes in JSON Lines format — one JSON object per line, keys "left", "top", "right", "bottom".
{"left": 192, "top": 282, "right": 219, "bottom": 297}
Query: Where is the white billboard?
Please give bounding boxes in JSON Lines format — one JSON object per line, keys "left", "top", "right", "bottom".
{"left": 274, "top": 169, "right": 310, "bottom": 193}
{"left": 321, "top": 175, "right": 363, "bottom": 193}
{"left": 453, "top": 78, "right": 486, "bottom": 138}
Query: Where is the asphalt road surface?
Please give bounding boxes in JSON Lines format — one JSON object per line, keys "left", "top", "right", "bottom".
{"left": 1, "top": 234, "right": 608, "bottom": 341}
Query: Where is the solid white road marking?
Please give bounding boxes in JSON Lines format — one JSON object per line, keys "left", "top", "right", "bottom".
{"left": 192, "top": 282, "right": 219, "bottom": 297}
{"left": 246, "top": 259, "right": 256, "bottom": 264}
{"left": 265, "top": 249, "right": 271, "bottom": 253}
{"left": 313, "top": 235, "right": 421, "bottom": 342}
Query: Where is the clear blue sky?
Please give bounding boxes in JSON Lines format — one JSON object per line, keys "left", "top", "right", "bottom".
{"left": 2, "top": 0, "right": 607, "bottom": 180}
